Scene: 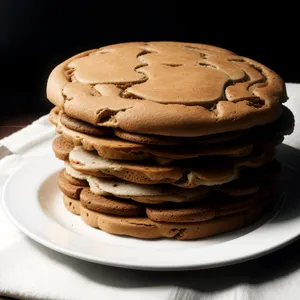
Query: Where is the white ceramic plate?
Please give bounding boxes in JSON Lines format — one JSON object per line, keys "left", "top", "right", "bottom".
{"left": 2, "top": 155, "right": 300, "bottom": 270}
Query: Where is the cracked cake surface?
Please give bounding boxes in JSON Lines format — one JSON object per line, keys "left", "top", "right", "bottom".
{"left": 47, "top": 41, "right": 287, "bottom": 137}
{"left": 46, "top": 41, "right": 293, "bottom": 240}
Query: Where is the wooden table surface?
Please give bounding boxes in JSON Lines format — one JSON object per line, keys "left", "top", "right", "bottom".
{"left": 0, "top": 113, "right": 44, "bottom": 139}
{"left": 0, "top": 113, "right": 44, "bottom": 300}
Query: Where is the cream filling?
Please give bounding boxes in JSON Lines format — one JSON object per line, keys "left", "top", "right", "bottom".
{"left": 69, "top": 146, "right": 124, "bottom": 171}
{"left": 186, "top": 170, "right": 239, "bottom": 187}
{"left": 69, "top": 146, "right": 240, "bottom": 186}
{"left": 65, "top": 163, "right": 87, "bottom": 180}
{"left": 65, "top": 162, "right": 207, "bottom": 202}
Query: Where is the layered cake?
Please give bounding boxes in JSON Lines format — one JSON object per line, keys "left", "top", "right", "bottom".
{"left": 47, "top": 42, "right": 294, "bottom": 239}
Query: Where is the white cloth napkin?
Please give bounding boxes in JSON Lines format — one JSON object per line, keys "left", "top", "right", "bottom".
{"left": 0, "top": 83, "right": 300, "bottom": 300}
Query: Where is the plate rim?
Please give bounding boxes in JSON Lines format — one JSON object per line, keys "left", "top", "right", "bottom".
{"left": 2, "top": 155, "right": 300, "bottom": 271}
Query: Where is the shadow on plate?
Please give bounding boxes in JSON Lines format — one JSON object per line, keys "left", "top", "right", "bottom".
{"left": 28, "top": 237, "right": 300, "bottom": 292}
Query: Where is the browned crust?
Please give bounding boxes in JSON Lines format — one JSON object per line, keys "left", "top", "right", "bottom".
{"left": 52, "top": 135, "right": 74, "bottom": 161}
{"left": 61, "top": 163, "right": 279, "bottom": 205}
{"left": 63, "top": 169, "right": 88, "bottom": 186}
{"left": 113, "top": 128, "right": 243, "bottom": 145}
{"left": 61, "top": 113, "right": 112, "bottom": 136}
{"left": 53, "top": 136, "right": 114, "bottom": 179}
{"left": 63, "top": 193, "right": 272, "bottom": 240}
{"left": 58, "top": 170, "right": 85, "bottom": 199}
{"left": 145, "top": 187, "right": 270, "bottom": 223}
{"left": 53, "top": 105, "right": 293, "bottom": 148}
{"left": 47, "top": 41, "right": 287, "bottom": 137}
{"left": 49, "top": 106, "right": 60, "bottom": 126}
{"left": 63, "top": 195, "right": 81, "bottom": 215}
{"left": 69, "top": 148, "right": 274, "bottom": 188}
{"left": 60, "top": 174, "right": 145, "bottom": 217}
{"left": 57, "top": 122, "right": 254, "bottom": 162}
{"left": 60, "top": 172, "right": 273, "bottom": 225}
{"left": 80, "top": 189, "right": 144, "bottom": 217}
{"left": 53, "top": 108, "right": 291, "bottom": 164}
{"left": 146, "top": 204, "right": 216, "bottom": 223}
{"left": 47, "top": 49, "right": 96, "bottom": 108}
{"left": 115, "top": 105, "right": 294, "bottom": 145}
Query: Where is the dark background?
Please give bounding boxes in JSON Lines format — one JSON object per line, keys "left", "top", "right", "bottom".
{"left": 1, "top": 1, "right": 299, "bottom": 115}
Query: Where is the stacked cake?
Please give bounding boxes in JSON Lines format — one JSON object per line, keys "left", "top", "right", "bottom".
{"left": 47, "top": 42, "right": 293, "bottom": 240}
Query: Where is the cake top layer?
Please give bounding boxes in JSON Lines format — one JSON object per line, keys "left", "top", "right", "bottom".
{"left": 47, "top": 41, "right": 287, "bottom": 137}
